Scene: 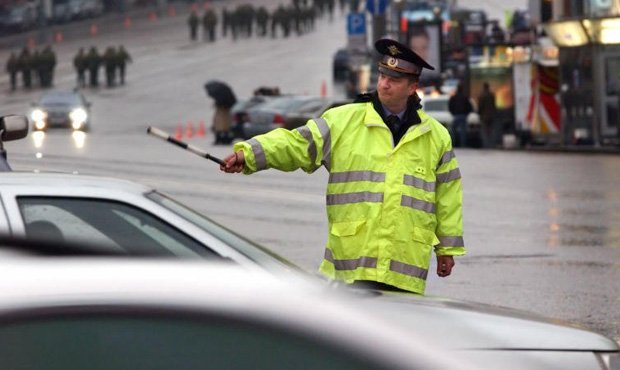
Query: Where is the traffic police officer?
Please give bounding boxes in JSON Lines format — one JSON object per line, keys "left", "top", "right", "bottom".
{"left": 220, "top": 39, "right": 465, "bottom": 295}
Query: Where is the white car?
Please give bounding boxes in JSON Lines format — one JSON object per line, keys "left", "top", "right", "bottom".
{"left": 0, "top": 172, "right": 618, "bottom": 370}
{"left": 0, "top": 258, "right": 469, "bottom": 370}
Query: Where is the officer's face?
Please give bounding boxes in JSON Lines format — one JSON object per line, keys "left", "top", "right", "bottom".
{"left": 377, "top": 73, "right": 417, "bottom": 110}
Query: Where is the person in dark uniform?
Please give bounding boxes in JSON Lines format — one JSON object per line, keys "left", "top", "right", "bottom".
{"left": 73, "top": 48, "right": 87, "bottom": 88}
{"left": 86, "top": 46, "right": 101, "bottom": 87}
{"left": 255, "top": 6, "right": 269, "bottom": 37}
{"left": 202, "top": 9, "right": 218, "bottom": 42}
{"left": 18, "top": 47, "right": 32, "bottom": 89}
{"left": 41, "top": 45, "right": 56, "bottom": 88}
{"left": 188, "top": 10, "right": 199, "bottom": 41}
{"left": 115, "top": 46, "right": 131, "bottom": 85}
{"left": 5, "top": 52, "right": 19, "bottom": 91}
{"left": 103, "top": 46, "right": 117, "bottom": 87}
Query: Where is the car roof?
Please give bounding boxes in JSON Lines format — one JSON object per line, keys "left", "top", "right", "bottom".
{"left": 0, "top": 172, "right": 150, "bottom": 194}
{"left": 0, "top": 257, "right": 474, "bottom": 370}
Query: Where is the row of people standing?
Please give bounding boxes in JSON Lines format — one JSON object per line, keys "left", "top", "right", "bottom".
{"left": 73, "top": 46, "right": 131, "bottom": 88}
{"left": 187, "top": 0, "right": 351, "bottom": 43}
{"left": 5, "top": 46, "right": 57, "bottom": 91}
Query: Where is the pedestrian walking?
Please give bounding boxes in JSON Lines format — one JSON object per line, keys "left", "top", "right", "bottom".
{"left": 5, "top": 52, "right": 19, "bottom": 91}
{"left": 220, "top": 39, "right": 465, "bottom": 295}
{"left": 448, "top": 82, "right": 473, "bottom": 147}
{"left": 477, "top": 82, "right": 498, "bottom": 148}
{"left": 73, "top": 48, "right": 87, "bottom": 88}
{"left": 86, "top": 46, "right": 101, "bottom": 87}
{"left": 103, "top": 46, "right": 117, "bottom": 87}
{"left": 115, "top": 45, "right": 131, "bottom": 85}
{"left": 188, "top": 10, "right": 199, "bottom": 41}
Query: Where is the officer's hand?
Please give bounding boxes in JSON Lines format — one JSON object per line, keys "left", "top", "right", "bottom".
{"left": 220, "top": 151, "right": 244, "bottom": 173}
{"left": 436, "top": 255, "right": 454, "bottom": 277}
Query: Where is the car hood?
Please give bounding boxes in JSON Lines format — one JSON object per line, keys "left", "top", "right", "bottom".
{"left": 358, "top": 291, "right": 618, "bottom": 351}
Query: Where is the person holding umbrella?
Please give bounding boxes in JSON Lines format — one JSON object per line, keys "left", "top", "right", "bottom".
{"left": 205, "top": 80, "right": 236, "bottom": 144}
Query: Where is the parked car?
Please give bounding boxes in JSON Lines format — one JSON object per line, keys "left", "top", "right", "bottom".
{"left": 1, "top": 115, "right": 619, "bottom": 369}
{"left": 421, "top": 94, "right": 481, "bottom": 147}
{"left": 0, "top": 3, "right": 37, "bottom": 33}
{"left": 242, "top": 95, "right": 317, "bottom": 139}
{"left": 230, "top": 95, "right": 275, "bottom": 139}
{"left": 284, "top": 97, "right": 351, "bottom": 130}
{"left": 0, "top": 257, "right": 469, "bottom": 370}
{"left": 333, "top": 47, "right": 350, "bottom": 81}
{"left": 74, "top": 0, "right": 103, "bottom": 19}
{"left": 30, "top": 90, "right": 91, "bottom": 132}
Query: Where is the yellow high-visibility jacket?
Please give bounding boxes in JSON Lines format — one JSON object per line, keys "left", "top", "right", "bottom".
{"left": 234, "top": 101, "right": 465, "bottom": 294}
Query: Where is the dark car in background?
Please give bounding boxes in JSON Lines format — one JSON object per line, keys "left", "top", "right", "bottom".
{"left": 242, "top": 96, "right": 351, "bottom": 139}
{"left": 242, "top": 95, "right": 315, "bottom": 139}
{"left": 333, "top": 48, "right": 350, "bottom": 81}
{"left": 30, "top": 90, "right": 91, "bottom": 132}
{"left": 0, "top": 3, "right": 36, "bottom": 33}
{"left": 230, "top": 95, "right": 276, "bottom": 139}
{"left": 284, "top": 97, "right": 351, "bottom": 129}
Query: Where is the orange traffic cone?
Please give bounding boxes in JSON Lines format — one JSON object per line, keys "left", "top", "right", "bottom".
{"left": 186, "top": 121, "right": 194, "bottom": 138}
{"left": 320, "top": 80, "right": 327, "bottom": 97}
{"left": 148, "top": 11, "right": 157, "bottom": 21}
{"left": 124, "top": 16, "right": 132, "bottom": 29}
{"left": 197, "top": 120, "right": 206, "bottom": 137}
{"left": 54, "top": 31, "right": 63, "bottom": 43}
{"left": 175, "top": 123, "right": 183, "bottom": 139}
{"left": 90, "top": 24, "right": 98, "bottom": 36}
{"left": 167, "top": 4, "right": 176, "bottom": 17}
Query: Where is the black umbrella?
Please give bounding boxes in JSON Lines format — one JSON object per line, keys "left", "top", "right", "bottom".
{"left": 204, "top": 80, "right": 237, "bottom": 109}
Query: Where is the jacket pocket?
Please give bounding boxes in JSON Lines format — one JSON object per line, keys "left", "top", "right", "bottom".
{"left": 412, "top": 226, "right": 440, "bottom": 246}
{"left": 330, "top": 220, "right": 366, "bottom": 237}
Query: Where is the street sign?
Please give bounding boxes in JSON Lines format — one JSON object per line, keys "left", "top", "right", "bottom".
{"left": 366, "top": 0, "right": 389, "bottom": 15}
{"left": 347, "top": 12, "right": 366, "bottom": 35}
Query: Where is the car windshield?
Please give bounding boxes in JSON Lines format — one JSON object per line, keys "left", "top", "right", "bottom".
{"left": 40, "top": 93, "right": 81, "bottom": 106}
{"left": 147, "top": 191, "right": 303, "bottom": 274}
{"left": 423, "top": 99, "right": 448, "bottom": 111}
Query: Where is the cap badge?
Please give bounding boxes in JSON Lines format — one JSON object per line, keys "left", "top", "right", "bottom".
{"left": 387, "top": 45, "right": 400, "bottom": 56}
{"left": 387, "top": 57, "right": 398, "bottom": 67}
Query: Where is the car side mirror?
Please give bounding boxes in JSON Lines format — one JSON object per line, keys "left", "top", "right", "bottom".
{"left": 0, "top": 115, "right": 29, "bottom": 142}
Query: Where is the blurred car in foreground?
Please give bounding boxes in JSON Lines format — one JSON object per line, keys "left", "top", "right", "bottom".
{"left": 0, "top": 258, "right": 463, "bottom": 370}
{"left": 0, "top": 172, "right": 619, "bottom": 370}
{"left": 421, "top": 94, "right": 481, "bottom": 147}
{"left": 30, "top": 90, "right": 91, "bottom": 132}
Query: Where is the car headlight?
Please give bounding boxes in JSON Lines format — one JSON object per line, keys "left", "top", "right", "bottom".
{"left": 31, "top": 109, "right": 47, "bottom": 123}
{"left": 69, "top": 108, "right": 88, "bottom": 128}
{"left": 597, "top": 352, "right": 620, "bottom": 370}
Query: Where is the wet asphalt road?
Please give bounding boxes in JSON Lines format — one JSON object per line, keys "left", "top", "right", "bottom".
{"left": 2, "top": 1, "right": 620, "bottom": 342}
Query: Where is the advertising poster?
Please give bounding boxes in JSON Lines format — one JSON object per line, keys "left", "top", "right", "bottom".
{"left": 405, "top": 22, "right": 442, "bottom": 84}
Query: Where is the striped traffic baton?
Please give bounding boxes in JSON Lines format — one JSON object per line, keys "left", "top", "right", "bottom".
{"left": 147, "top": 126, "right": 225, "bottom": 166}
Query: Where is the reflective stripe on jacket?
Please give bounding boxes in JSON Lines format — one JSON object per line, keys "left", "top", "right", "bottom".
{"left": 234, "top": 101, "right": 465, "bottom": 294}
